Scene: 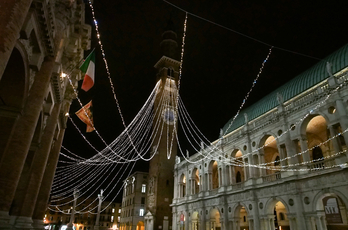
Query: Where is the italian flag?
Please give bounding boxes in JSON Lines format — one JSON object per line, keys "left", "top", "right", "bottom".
{"left": 80, "top": 50, "right": 95, "bottom": 92}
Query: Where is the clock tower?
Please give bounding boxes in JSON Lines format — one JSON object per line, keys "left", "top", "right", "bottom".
{"left": 145, "top": 20, "right": 180, "bottom": 230}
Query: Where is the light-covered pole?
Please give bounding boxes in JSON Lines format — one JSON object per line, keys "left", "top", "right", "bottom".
{"left": 94, "top": 189, "right": 104, "bottom": 230}
{"left": 67, "top": 188, "right": 79, "bottom": 230}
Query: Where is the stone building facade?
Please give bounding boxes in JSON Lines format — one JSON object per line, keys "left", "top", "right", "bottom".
{"left": 172, "top": 44, "right": 348, "bottom": 230}
{"left": 120, "top": 172, "right": 149, "bottom": 230}
{"left": 0, "top": 0, "right": 91, "bottom": 229}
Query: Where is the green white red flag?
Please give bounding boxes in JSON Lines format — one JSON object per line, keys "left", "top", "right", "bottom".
{"left": 80, "top": 50, "right": 95, "bottom": 92}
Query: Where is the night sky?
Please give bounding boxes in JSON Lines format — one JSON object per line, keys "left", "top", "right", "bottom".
{"left": 61, "top": 0, "right": 347, "bottom": 199}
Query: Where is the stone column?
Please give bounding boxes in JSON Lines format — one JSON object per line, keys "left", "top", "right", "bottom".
{"left": 0, "top": 0, "right": 33, "bottom": 78}
{"left": 243, "top": 158, "right": 249, "bottom": 180}
{"left": 231, "top": 166, "right": 236, "bottom": 184}
{"left": 250, "top": 200, "right": 260, "bottom": 230}
{"left": 67, "top": 189, "right": 79, "bottom": 230}
{"left": 0, "top": 58, "right": 55, "bottom": 225}
{"left": 200, "top": 210, "right": 206, "bottom": 230}
{"left": 11, "top": 103, "right": 61, "bottom": 228}
{"left": 199, "top": 175, "right": 202, "bottom": 192}
{"left": 32, "top": 127, "right": 66, "bottom": 228}
{"left": 226, "top": 166, "right": 231, "bottom": 185}
{"left": 336, "top": 99, "right": 348, "bottom": 145}
{"left": 218, "top": 167, "right": 223, "bottom": 187}
{"left": 185, "top": 213, "right": 189, "bottom": 230}
{"left": 248, "top": 219, "right": 254, "bottom": 230}
{"left": 258, "top": 150, "right": 266, "bottom": 176}
{"left": 178, "top": 182, "right": 182, "bottom": 197}
{"left": 94, "top": 190, "right": 104, "bottom": 230}
{"left": 231, "top": 218, "right": 239, "bottom": 230}
{"left": 173, "top": 171, "right": 178, "bottom": 199}
{"left": 329, "top": 126, "right": 341, "bottom": 154}
{"left": 278, "top": 144, "right": 287, "bottom": 167}
{"left": 299, "top": 137, "right": 311, "bottom": 163}
{"left": 304, "top": 215, "right": 315, "bottom": 230}
{"left": 191, "top": 178, "right": 196, "bottom": 194}
{"left": 172, "top": 211, "right": 177, "bottom": 230}
{"left": 284, "top": 132, "right": 299, "bottom": 165}
{"left": 247, "top": 155, "right": 254, "bottom": 178}
{"left": 315, "top": 215, "right": 325, "bottom": 230}
{"left": 208, "top": 173, "right": 212, "bottom": 190}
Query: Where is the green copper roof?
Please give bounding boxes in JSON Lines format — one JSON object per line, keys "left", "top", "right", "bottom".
{"left": 222, "top": 43, "right": 348, "bottom": 136}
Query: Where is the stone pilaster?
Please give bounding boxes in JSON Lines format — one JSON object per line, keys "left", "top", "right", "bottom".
{"left": 0, "top": 57, "right": 55, "bottom": 220}
{"left": 11, "top": 103, "right": 61, "bottom": 227}
{"left": 32, "top": 127, "right": 65, "bottom": 223}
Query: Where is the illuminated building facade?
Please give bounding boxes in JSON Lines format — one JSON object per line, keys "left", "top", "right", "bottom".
{"left": 172, "top": 44, "right": 348, "bottom": 230}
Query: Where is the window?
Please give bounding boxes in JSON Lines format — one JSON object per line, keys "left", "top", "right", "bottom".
{"left": 141, "top": 197, "right": 145, "bottom": 204}
{"left": 112, "top": 208, "right": 115, "bottom": 213}
{"left": 139, "top": 209, "right": 144, "bottom": 216}
{"left": 111, "top": 216, "right": 114, "bottom": 222}
{"left": 118, "top": 209, "right": 121, "bottom": 213}
{"left": 142, "top": 184, "right": 146, "bottom": 193}
{"left": 118, "top": 216, "right": 120, "bottom": 222}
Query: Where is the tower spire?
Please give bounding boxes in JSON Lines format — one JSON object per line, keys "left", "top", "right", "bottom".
{"left": 160, "top": 18, "right": 178, "bottom": 59}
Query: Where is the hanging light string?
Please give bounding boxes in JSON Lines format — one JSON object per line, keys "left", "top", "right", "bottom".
{"left": 175, "top": 78, "right": 348, "bottom": 171}
{"left": 168, "top": 12, "right": 188, "bottom": 160}
{"left": 87, "top": 0, "right": 151, "bottom": 157}
{"left": 223, "top": 46, "right": 273, "bottom": 136}
{"left": 50, "top": 82, "right": 184, "bottom": 205}
{"left": 162, "top": 0, "right": 323, "bottom": 61}
{"left": 63, "top": 79, "right": 162, "bottom": 164}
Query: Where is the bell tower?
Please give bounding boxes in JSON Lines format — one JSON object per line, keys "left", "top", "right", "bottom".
{"left": 145, "top": 19, "right": 180, "bottom": 230}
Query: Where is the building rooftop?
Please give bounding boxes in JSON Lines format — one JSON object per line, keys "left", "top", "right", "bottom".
{"left": 221, "top": 43, "right": 348, "bottom": 136}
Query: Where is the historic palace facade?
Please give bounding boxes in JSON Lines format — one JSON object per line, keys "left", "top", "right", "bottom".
{"left": 0, "top": 0, "right": 91, "bottom": 229}
{"left": 172, "top": 44, "right": 348, "bottom": 230}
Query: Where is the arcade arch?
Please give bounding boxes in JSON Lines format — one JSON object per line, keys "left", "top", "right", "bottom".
{"left": 179, "top": 174, "right": 186, "bottom": 197}
{"left": 0, "top": 46, "right": 28, "bottom": 161}
{"left": 231, "top": 149, "right": 245, "bottom": 184}
{"left": 191, "top": 168, "right": 199, "bottom": 194}
{"left": 136, "top": 221, "right": 144, "bottom": 230}
{"left": 208, "top": 160, "right": 219, "bottom": 189}
{"left": 260, "top": 135, "right": 280, "bottom": 175}
{"left": 264, "top": 199, "right": 290, "bottom": 230}
{"left": 191, "top": 211, "right": 199, "bottom": 230}
{"left": 209, "top": 208, "right": 221, "bottom": 230}
{"left": 233, "top": 204, "right": 249, "bottom": 230}
{"left": 312, "top": 192, "right": 348, "bottom": 230}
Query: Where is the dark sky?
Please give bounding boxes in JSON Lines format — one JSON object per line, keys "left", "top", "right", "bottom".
{"left": 61, "top": 0, "right": 347, "bottom": 199}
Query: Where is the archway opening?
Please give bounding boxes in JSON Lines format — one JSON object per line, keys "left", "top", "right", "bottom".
{"left": 306, "top": 116, "right": 330, "bottom": 159}
{"left": 193, "top": 168, "right": 199, "bottom": 194}
{"left": 263, "top": 135, "right": 280, "bottom": 175}
{"left": 191, "top": 211, "right": 199, "bottom": 230}
{"left": 232, "top": 150, "right": 245, "bottom": 184}
{"left": 274, "top": 201, "right": 290, "bottom": 230}
{"left": 211, "top": 161, "right": 219, "bottom": 189}
{"left": 315, "top": 193, "right": 348, "bottom": 230}
{"left": 0, "top": 47, "right": 26, "bottom": 108}
{"left": 209, "top": 209, "right": 221, "bottom": 230}
{"left": 136, "top": 221, "right": 144, "bottom": 230}
{"left": 180, "top": 174, "right": 186, "bottom": 197}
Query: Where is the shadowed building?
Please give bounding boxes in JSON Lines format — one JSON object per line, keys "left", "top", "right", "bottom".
{"left": 0, "top": 0, "right": 91, "bottom": 229}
